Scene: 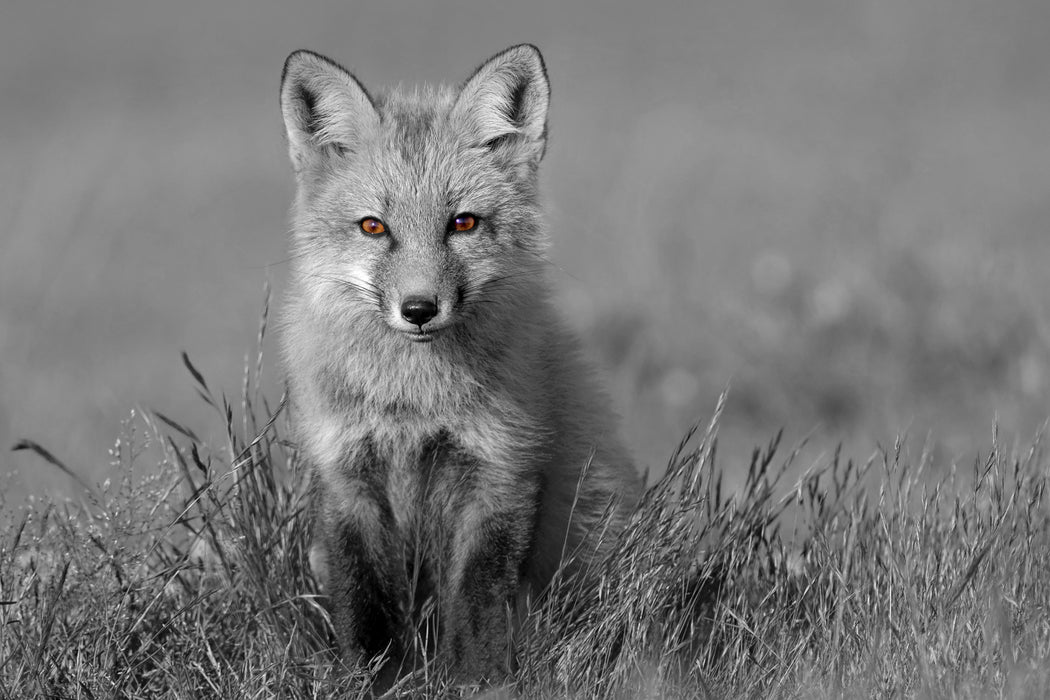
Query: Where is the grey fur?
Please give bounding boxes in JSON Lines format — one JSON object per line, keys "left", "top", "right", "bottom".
{"left": 279, "top": 44, "right": 640, "bottom": 686}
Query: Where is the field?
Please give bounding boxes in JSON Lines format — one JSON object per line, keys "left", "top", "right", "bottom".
{"left": 2, "top": 0, "right": 1050, "bottom": 696}
{"left": 2, "top": 356, "right": 1049, "bottom": 697}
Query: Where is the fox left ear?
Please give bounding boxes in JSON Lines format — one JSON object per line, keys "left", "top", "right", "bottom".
{"left": 453, "top": 44, "right": 550, "bottom": 169}
{"left": 280, "top": 50, "right": 379, "bottom": 176}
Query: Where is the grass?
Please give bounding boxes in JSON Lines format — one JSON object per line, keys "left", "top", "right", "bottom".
{"left": 2, "top": 310, "right": 1049, "bottom": 699}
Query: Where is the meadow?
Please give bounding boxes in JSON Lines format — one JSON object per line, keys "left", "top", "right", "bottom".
{"left": 2, "top": 0, "right": 1050, "bottom": 696}
{"left": 2, "top": 345, "right": 1048, "bottom": 697}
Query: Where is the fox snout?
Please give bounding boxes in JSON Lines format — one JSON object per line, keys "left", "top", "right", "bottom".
{"left": 386, "top": 284, "right": 456, "bottom": 340}
{"left": 381, "top": 256, "right": 465, "bottom": 339}
{"left": 400, "top": 295, "right": 439, "bottom": 329}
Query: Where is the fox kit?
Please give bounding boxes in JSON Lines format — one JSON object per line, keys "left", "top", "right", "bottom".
{"left": 279, "top": 44, "right": 639, "bottom": 683}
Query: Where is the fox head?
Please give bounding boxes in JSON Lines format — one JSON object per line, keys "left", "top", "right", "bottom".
{"left": 280, "top": 45, "right": 551, "bottom": 347}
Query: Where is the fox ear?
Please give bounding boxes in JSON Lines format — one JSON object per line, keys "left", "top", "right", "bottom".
{"left": 453, "top": 44, "right": 550, "bottom": 168}
{"left": 280, "top": 50, "right": 379, "bottom": 173}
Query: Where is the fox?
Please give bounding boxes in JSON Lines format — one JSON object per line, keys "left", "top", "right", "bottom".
{"left": 278, "top": 44, "right": 640, "bottom": 685}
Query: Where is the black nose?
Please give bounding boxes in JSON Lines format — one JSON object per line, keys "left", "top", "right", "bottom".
{"left": 400, "top": 296, "right": 438, "bottom": 328}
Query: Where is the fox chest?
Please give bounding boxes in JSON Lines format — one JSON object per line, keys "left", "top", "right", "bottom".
{"left": 364, "top": 427, "right": 479, "bottom": 537}
{"left": 305, "top": 393, "right": 539, "bottom": 534}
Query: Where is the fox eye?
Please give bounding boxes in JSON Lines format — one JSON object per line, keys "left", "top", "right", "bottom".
{"left": 449, "top": 213, "right": 477, "bottom": 233}
{"left": 359, "top": 217, "right": 387, "bottom": 236}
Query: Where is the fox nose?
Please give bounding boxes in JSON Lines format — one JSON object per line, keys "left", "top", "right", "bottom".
{"left": 400, "top": 296, "right": 438, "bottom": 328}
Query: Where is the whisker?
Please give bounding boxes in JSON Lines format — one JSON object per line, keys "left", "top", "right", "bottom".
{"left": 249, "top": 249, "right": 315, "bottom": 270}
{"left": 302, "top": 271, "right": 384, "bottom": 304}
{"left": 521, "top": 249, "right": 581, "bottom": 283}
{"left": 461, "top": 269, "right": 543, "bottom": 298}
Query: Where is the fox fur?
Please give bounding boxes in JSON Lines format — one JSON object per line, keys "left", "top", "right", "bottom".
{"left": 278, "top": 44, "right": 640, "bottom": 684}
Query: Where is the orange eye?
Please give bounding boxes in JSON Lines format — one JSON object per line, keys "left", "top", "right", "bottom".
{"left": 450, "top": 213, "right": 477, "bottom": 232}
{"left": 359, "top": 218, "right": 386, "bottom": 236}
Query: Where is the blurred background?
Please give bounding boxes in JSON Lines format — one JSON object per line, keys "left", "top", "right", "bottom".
{"left": 2, "top": 0, "right": 1049, "bottom": 499}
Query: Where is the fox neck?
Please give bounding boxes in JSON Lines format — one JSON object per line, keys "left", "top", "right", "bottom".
{"left": 291, "top": 283, "right": 547, "bottom": 420}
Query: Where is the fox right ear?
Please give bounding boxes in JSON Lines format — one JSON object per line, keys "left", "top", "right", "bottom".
{"left": 280, "top": 50, "right": 379, "bottom": 173}
{"left": 453, "top": 44, "right": 550, "bottom": 171}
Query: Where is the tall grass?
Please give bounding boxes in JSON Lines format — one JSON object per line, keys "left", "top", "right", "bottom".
{"left": 2, "top": 313, "right": 1049, "bottom": 697}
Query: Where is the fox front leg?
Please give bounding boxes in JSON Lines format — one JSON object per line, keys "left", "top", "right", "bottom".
{"left": 317, "top": 482, "right": 409, "bottom": 682}
{"left": 442, "top": 498, "right": 538, "bottom": 681}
